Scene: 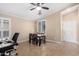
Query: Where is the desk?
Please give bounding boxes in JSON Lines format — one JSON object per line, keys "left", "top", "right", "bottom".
{"left": 29, "top": 33, "right": 46, "bottom": 46}
{"left": 0, "top": 41, "right": 15, "bottom": 56}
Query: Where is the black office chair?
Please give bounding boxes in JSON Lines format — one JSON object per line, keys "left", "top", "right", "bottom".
{"left": 12, "top": 33, "right": 19, "bottom": 45}
{"left": 7, "top": 33, "right": 19, "bottom": 44}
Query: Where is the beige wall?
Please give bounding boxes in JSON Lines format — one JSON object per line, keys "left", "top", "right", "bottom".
{"left": 11, "top": 17, "right": 35, "bottom": 43}
{"left": 0, "top": 14, "right": 35, "bottom": 43}
{"left": 34, "top": 21, "right": 38, "bottom": 33}
{"left": 77, "top": 8, "right": 79, "bottom": 43}
{"left": 45, "top": 12, "right": 61, "bottom": 42}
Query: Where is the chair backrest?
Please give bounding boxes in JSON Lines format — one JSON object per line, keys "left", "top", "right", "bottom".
{"left": 32, "top": 34, "right": 37, "bottom": 39}
{"left": 29, "top": 33, "right": 32, "bottom": 39}
{"left": 12, "top": 33, "right": 19, "bottom": 43}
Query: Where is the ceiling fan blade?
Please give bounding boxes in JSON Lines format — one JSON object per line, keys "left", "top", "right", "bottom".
{"left": 42, "top": 7, "right": 49, "bottom": 10}
{"left": 30, "top": 3, "right": 37, "bottom": 6}
{"left": 37, "top": 3, "right": 40, "bottom": 6}
{"left": 41, "top": 3, "right": 45, "bottom": 5}
{"left": 30, "top": 8, "right": 36, "bottom": 11}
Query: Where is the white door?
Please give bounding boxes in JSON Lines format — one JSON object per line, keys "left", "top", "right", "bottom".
{"left": 62, "top": 20, "right": 77, "bottom": 43}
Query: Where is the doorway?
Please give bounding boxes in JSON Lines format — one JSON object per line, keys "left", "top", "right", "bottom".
{"left": 62, "top": 20, "right": 77, "bottom": 43}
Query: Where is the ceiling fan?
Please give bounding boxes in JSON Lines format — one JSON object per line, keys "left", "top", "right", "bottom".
{"left": 30, "top": 3, "right": 49, "bottom": 15}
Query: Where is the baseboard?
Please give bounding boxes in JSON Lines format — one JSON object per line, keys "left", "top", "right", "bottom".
{"left": 63, "top": 41, "right": 79, "bottom": 45}
{"left": 46, "top": 40, "right": 62, "bottom": 43}
{"left": 18, "top": 39, "right": 28, "bottom": 43}
{"left": 18, "top": 39, "right": 62, "bottom": 44}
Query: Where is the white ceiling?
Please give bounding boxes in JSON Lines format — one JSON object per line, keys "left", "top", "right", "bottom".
{"left": 0, "top": 3, "right": 77, "bottom": 20}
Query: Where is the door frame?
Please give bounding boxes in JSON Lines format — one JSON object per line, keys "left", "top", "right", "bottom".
{"left": 60, "top": 5, "right": 79, "bottom": 42}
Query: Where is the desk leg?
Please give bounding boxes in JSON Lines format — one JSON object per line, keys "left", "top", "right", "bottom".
{"left": 39, "top": 39, "right": 41, "bottom": 46}
{"left": 42, "top": 37, "right": 46, "bottom": 43}
{"left": 36, "top": 39, "right": 38, "bottom": 45}
{"left": 44, "top": 39, "right": 46, "bottom": 43}
{"left": 29, "top": 39, "right": 31, "bottom": 43}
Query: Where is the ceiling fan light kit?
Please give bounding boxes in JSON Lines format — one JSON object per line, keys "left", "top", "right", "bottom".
{"left": 30, "top": 3, "right": 49, "bottom": 11}
{"left": 36, "top": 7, "right": 41, "bottom": 10}
{"left": 30, "top": 3, "right": 49, "bottom": 16}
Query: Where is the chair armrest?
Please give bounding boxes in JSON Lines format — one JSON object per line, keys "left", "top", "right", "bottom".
{"left": 13, "top": 43, "right": 18, "bottom": 46}
{"left": 6, "top": 40, "right": 14, "bottom": 43}
{"left": 0, "top": 42, "right": 2, "bottom": 44}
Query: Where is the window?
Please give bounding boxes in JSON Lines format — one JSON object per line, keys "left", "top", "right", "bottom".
{"left": 0, "top": 31, "right": 1, "bottom": 39}
{"left": 0, "top": 20, "right": 1, "bottom": 39}
{"left": 38, "top": 19, "right": 46, "bottom": 33}
{"left": 3, "top": 31, "right": 9, "bottom": 38}
{"left": 0, "top": 17, "right": 11, "bottom": 41}
{"left": 3, "top": 20, "right": 9, "bottom": 30}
